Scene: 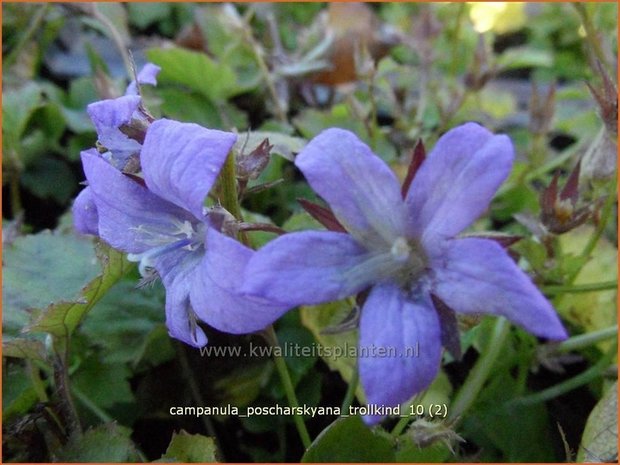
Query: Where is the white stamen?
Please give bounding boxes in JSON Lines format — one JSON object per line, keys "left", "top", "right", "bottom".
{"left": 391, "top": 237, "right": 411, "bottom": 263}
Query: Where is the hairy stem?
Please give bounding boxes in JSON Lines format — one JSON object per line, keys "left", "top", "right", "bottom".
{"left": 52, "top": 345, "right": 82, "bottom": 436}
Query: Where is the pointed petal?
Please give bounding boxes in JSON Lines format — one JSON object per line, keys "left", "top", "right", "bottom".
{"left": 432, "top": 238, "right": 568, "bottom": 340}
{"left": 87, "top": 95, "right": 141, "bottom": 134}
{"left": 406, "top": 123, "right": 514, "bottom": 243}
{"left": 295, "top": 128, "right": 407, "bottom": 245}
{"left": 242, "top": 231, "right": 370, "bottom": 306}
{"left": 141, "top": 119, "right": 237, "bottom": 220}
{"left": 359, "top": 283, "right": 442, "bottom": 424}
{"left": 87, "top": 95, "right": 143, "bottom": 169}
{"left": 81, "top": 149, "right": 193, "bottom": 253}
{"left": 73, "top": 187, "right": 99, "bottom": 235}
{"left": 125, "top": 63, "right": 161, "bottom": 95}
{"left": 191, "top": 228, "right": 291, "bottom": 334}
{"left": 154, "top": 249, "right": 208, "bottom": 347}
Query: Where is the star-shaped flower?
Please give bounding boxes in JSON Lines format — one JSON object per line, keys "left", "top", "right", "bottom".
{"left": 87, "top": 63, "right": 161, "bottom": 170}
{"left": 242, "top": 123, "right": 568, "bottom": 422}
{"left": 73, "top": 118, "right": 288, "bottom": 346}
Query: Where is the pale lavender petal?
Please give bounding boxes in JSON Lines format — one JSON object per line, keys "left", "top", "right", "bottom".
{"left": 295, "top": 128, "right": 407, "bottom": 246}
{"left": 242, "top": 231, "right": 371, "bottom": 306}
{"left": 125, "top": 63, "right": 161, "bottom": 95}
{"left": 154, "top": 249, "right": 208, "bottom": 347}
{"left": 81, "top": 149, "right": 193, "bottom": 254}
{"left": 141, "top": 119, "right": 237, "bottom": 220}
{"left": 87, "top": 95, "right": 142, "bottom": 168}
{"left": 406, "top": 122, "right": 514, "bottom": 244}
{"left": 87, "top": 95, "right": 141, "bottom": 135}
{"left": 190, "top": 228, "right": 291, "bottom": 334}
{"left": 359, "top": 283, "right": 442, "bottom": 424}
{"left": 73, "top": 187, "right": 98, "bottom": 235}
{"left": 432, "top": 237, "right": 568, "bottom": 340}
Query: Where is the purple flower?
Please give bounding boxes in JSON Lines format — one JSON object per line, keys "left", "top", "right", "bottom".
{"left": 74, "top": 64, "right": 161, "bottom": 235}
{"left": 74, "top": 118, "right": 288, "bottom": 346}
{"left": 242, "top": 123, "right": 568, "bottom": 421}
{"left": 87, "top": 63, "right": 161, "bottom": 170}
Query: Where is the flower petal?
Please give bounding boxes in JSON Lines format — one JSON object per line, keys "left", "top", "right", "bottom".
{"left": 73, "top": 187, "right": 99, "bottom": 235}
{"left": 141, "top": 119, "right": 237, "bottom": 220}
{"left": 295, "top": 128, "right": 407, "bottom": 246}
{"left": 406, "top": 122, "right": 514, "bottom": 243}
{"left": 154, "top": 248, "right": 208, "bottom": 347}
{"left": 87, "top": 95, "right": 141, "bottom": 134}
{"left": 432, "top": 237, "right": 568, "bottom": 340}
{"left": 359, "top": 283, "right": 442, "bottom": 424}
{"left": 191, "top": 228, "right": 291, "bottom": 334}
{"left": 87, "top": 95, "right": 143, "bottom": 169}
{"left": 242, "top": 231, "right": 371, "bottom": 306}
{"left": 125, "top": 63, "right": 161, "bottom": 95}
{"left": 81, "top": 149, "right": 193, "bottom": 253}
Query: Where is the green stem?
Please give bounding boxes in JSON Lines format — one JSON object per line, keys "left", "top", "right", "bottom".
{"left": 27, "top": 360, "right": 49, "bottom": 403}
{"left": 448, "top": 318, "right": 510, "bottom": 423}
{"left": 52, "top": 346, "right": 82, "bottom": 436}
{"left": 9, "top": 168, "right": 23, "bottom": 217}
{"left": 176, "top": 344, "right": 219, "bottom": 441}
{"left": 4, "top": 4, "right": 50, "bottom": 69}
{"left": 570, "top": 192, "right": 616, "bottom": 283}
{"left": 71, "top": 385, "right": 113, "bottom": 423}
{"left": 553, "top": 325, "right": 618, "bottom": 353}
{"left": 220, "top": 151, "right": 243, "bottom": 221}
{"left": 449, "top": 3, "right": 467, "bottom": 78}
{"left": 390, "top": 393, "right": 423, "bottom": 437}
{"left": 266, "top": 326, "right": 312, "bottom": 449}
{"left": 510, "top": 343, "right": 616, "bottom": 407}
{"left": 340, "top": 363, "right": 359, "bottom": 413}
{"left": 240, "top": 9, "right": 287, "bottom": 123}
{"left": 573, "top": 3, "right": 611, "bottom": 74}
{"left": 90, "top": 4, "right": 133, "bottom": 78}
{"left": 543, "top": 280, "right": 617, "bottom": 295}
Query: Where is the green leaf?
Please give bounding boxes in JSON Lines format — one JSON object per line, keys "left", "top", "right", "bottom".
{"left": 161, "top": 430, "right": 219, "bottom": 462}
{"left": 73, "top": 357, "right": 134, "bottom": 409}
{"left": 294, "top": 105, "right": 366, "bottom": 141}
{"left": 2, "top": 230, "right": 100, "bottom": 335}
{"left": 556, "top": 226, "right": 617, "bottom": 349}
{"left": 234, "top": 131, "right": 307, "bottom": 162}
{"left": 3, "top": 337, "right": 46, "bottom": 362}
{"left": 26, "top": 241, "right": 133, "bottom": 339}
{"left": 578, "top": 381, "right": 617, "bottom": 462}
{"left": 146, "top": 47, "right": 241, "bottom": 102}
{"left": 57, "top": 423, "right": 141, "bottom": 462}
{"left": 2, "top": 82, "right": 42, "bottom": 141}
{"left": 300, "top": 300, "right": 364, "bottom": 402}
{"left": 80, "top": 280, "right": 170, "bottom": 365}
{"left": 496, "top": 47, "right": 553, "bottom": 70}
{"left": 2, "top": 363, "right": 39, "bottom": 422}
{"left": 394, "top": 438, "right": 452, "bottom": 462}
{"left": 21, "top": 157, "right": 75, "bottom": 203}
{"left": 127, "top": 3, "right": 172, "bottom": 29}
{"left": 302, "top": 416, "right": 395, "bottom": 462}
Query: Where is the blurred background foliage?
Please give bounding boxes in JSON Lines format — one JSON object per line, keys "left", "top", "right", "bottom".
{"left": 2, "top": 2, "right": 617, "bottom": 462}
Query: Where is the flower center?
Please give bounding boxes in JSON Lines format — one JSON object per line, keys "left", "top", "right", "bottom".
{"left": 127, "top": 220, "right": 205, "bottom": 276}
{"left": 344, "top": 236, "right": 428, "bottom": 290}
